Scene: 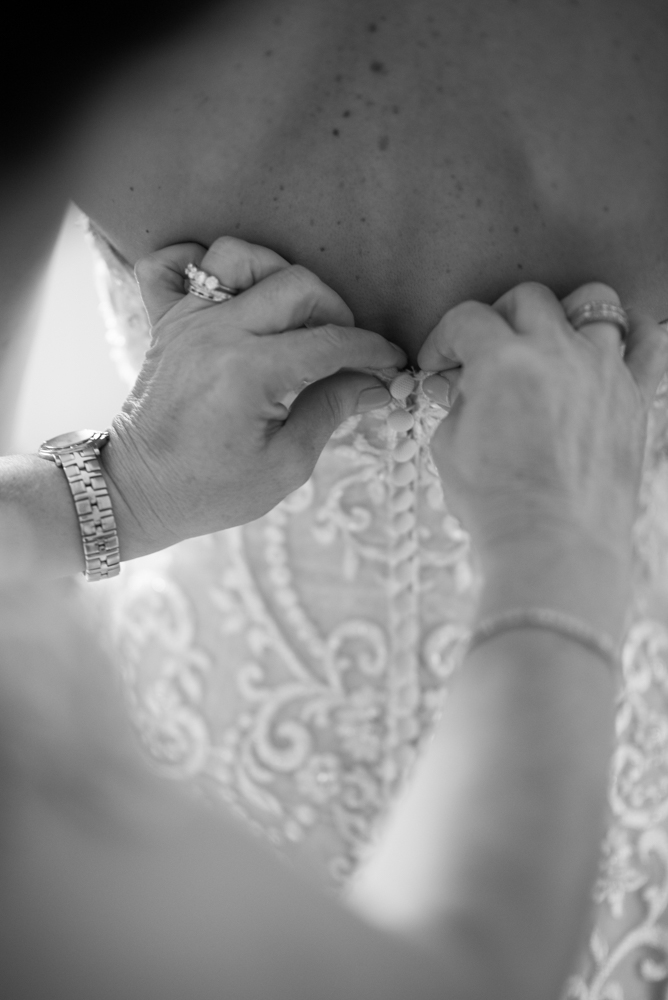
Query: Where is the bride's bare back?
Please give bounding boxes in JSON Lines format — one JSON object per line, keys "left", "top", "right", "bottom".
{"left": 75, "top": 0, "right": 668, "bottom": 361}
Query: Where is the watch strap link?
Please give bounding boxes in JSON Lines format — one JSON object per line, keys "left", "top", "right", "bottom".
{"left": 58, "top": 446, "right": 120, "bottom": 581}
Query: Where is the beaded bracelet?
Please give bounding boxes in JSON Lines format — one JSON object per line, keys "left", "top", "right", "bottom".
{"left": 466, "top": 608, "right": 621, "bottom": 673}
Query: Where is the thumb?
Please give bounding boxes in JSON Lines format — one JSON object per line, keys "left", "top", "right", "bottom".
{"left": 285, "top": 372, "right": 391, "bottom": 455}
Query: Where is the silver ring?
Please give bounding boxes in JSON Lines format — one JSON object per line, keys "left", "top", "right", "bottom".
{"left": 566, "top": 301, "right": 630, "bottom": 339}
{"left": 185, "top": 263, "right": 240, "bottom": 303}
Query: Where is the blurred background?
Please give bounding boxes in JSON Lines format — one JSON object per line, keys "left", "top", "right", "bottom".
{"left": 11, "top": 205, "right": 128, "bottom": 453}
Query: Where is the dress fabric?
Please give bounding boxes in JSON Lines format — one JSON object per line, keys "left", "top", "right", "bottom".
{"left": 88, "top": 223, "right": 668, "bottom": 999}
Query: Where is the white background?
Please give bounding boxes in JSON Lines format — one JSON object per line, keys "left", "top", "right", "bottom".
{"left": 11, "top": 206, "right": 128, "bottom": 453}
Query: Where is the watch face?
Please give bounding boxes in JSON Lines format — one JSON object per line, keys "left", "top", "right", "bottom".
{"left": 42, "top": 430, "right": 109, "bottom": 451}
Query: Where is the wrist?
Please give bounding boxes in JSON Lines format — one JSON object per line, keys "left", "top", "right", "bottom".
{"left": 99, "top": 425, "right": 174, "bottom": 561}
{"left": 476, "top": 530, "right": 632, "bottom": 646}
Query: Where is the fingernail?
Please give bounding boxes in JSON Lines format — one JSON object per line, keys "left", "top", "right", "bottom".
{"left": 422, "top": 374, "right": 452, "bottom": 407}
{"left": 356, "top": 385, "right": 391, "bottom": 412}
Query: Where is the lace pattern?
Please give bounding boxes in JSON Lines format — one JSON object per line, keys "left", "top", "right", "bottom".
{"left": 87, "top": 222, "right": 668, "bottom": 997}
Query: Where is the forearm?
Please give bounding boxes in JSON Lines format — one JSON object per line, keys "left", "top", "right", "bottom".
{"left": 418, "top": 632, "right": 612, "bottom": 1000}
{"left": 14, "top": 584, "right": 612, "bottom": 1000}
{"left": 0, "top": 446, "right": 148, "bottom": 580}
{"left": 0, "top": 541, "right": 620, "bottom": 1000}
{"left": 0, "top": 454, "right": 85, "bottom": 577}
{"left": 352, "top": 542, "right": 622, "bottom": 1000}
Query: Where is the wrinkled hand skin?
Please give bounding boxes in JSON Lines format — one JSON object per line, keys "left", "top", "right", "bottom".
{"left": 420, "top": 282, "right": 668, "bottom": 573}
{"left": 99, "top": 237, "right": 406, "bottom": 556}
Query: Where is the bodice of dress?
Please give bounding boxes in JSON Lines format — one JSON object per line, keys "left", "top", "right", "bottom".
{"left": 87, "top": 221, "right": 668, "bottom": 999}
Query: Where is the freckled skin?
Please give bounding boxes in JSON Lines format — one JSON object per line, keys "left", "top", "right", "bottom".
{"left": 75, "top": 0, "right": 668, "bottom": 362}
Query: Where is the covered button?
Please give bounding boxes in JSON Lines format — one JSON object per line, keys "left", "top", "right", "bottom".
{"left": 387, "top": 408, "right": 415, "bottom": 433}
{"left": 393, "top": 438, "right": 418, "bottom": 463}
{"left": 391, "top": 461, "right": 417, "bottom": 486}
{"left": 389, "top": 372, "right": 416, "bottom": 400}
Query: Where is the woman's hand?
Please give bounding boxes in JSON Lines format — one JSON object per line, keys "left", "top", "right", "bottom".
{"left": 104, "top": 237, "right": 406, "bottom": 555}
{"left": 419, "top": 281, "right": 668, "bottom": 586}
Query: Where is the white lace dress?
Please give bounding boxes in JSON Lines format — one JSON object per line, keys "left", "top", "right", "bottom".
{"left": 88, "top": 226, "right": 668, "bottom": 999}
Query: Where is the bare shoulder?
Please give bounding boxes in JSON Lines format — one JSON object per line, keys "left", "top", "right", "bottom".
{"left": 73, "top": 0, "right": 668, "bottom": 354}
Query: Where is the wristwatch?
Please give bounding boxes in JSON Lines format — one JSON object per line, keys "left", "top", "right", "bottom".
{"left": 38, "top": 429, "right": 121, "bottom": 581}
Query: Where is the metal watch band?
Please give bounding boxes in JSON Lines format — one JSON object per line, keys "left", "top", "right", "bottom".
{"left": 56, "top": 446, "right": 121, "bottom": 581}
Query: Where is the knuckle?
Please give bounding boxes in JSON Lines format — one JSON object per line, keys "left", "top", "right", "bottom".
{"left": 208, "top": 235, "right": 245, "bottom": 258}
{"left": 204, "top": 237, "right": 248, "bottom": 277}
{"left": 513, "top": 281, "right": 555, "bottom": 309}
{"left": 284, "top": 264, "right": 322, "bottom": 299}
{"left": 503, "top": 283, "right": 565, "bottom": 333}
{"left": 287, "top": 263, "right": 315, "bottom": 283}
{"left": 442, "top": 301, "right": 495, "bottom": 342}
{"left": 445, "top": 300, "right": 485, "bottom": 323}
{"left": 134, "top": 253, "right": 164, "bottom": 284}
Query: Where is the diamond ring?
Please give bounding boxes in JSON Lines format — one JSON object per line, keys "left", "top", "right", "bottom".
{"left": 185, "top": 263, "right": 240, "bottom": 303}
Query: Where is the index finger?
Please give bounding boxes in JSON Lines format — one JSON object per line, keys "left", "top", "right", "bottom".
{"left": 243, "top": 325, "right": 407, "bottom": 409}
{"left": 416, "top": 301, "right": 514, "bottom": 373}
{"left": 222, "top": 264, "right": 355, "bottom": 335}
